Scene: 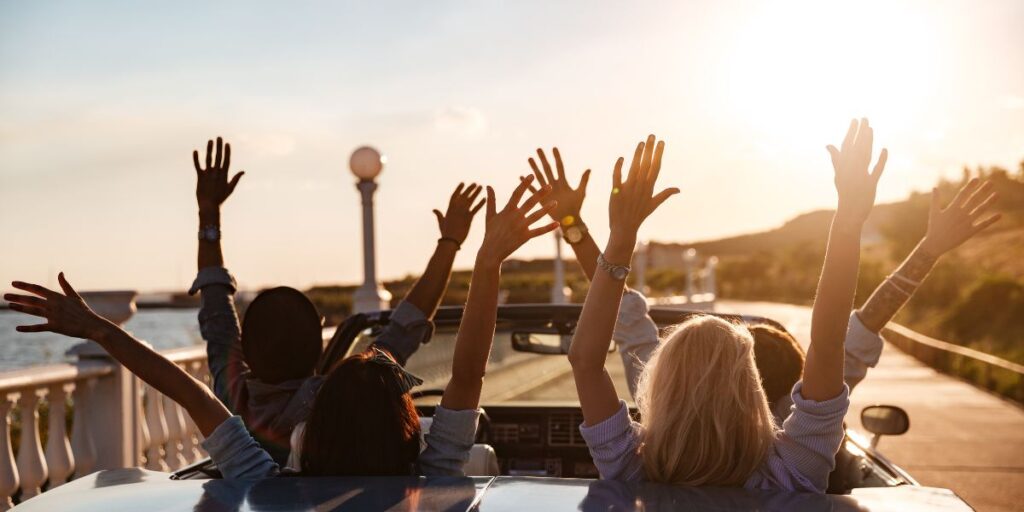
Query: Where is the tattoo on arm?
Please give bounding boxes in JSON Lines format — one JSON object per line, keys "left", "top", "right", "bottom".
{"left": 857, "top": 242, "right": 939, "bottom": 333}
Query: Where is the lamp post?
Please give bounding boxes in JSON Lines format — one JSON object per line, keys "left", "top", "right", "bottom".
{"left": 350, "top": 146, "right": 392, "bottom": 313}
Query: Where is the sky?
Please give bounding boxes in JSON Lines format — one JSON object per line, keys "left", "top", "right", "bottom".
{"left": 2, "top": 0, "right": 1023, "bottom": 292}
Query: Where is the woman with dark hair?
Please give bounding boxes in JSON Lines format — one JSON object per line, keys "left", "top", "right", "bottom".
{"left": 4, "top": 176, "right": 557, "bottom": 479}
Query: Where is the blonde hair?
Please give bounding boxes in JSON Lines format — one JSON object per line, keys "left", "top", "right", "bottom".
{"left": 635, "top": 315, "right": 777, "bottom": 486}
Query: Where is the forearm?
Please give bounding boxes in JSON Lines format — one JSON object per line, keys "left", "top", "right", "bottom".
{"left": 198, "top": 208, "right": 224, "bottom": 270}
{"left": 402, "top": 241, "right": 459, "bottom": 318}
{"left": 440, "top": 257, "right": 501, "bottom": 411}
{"left": 856, "top": 239, "right": 940, "bottom": 332}
{"left": 804, "top": 216, "right": 862, "bottom": 401}
{"left": 568, "top": 230, "right": 601, "bottom": 281}
{"left": 94, "top": 323, "right": 230, "bottom": 435}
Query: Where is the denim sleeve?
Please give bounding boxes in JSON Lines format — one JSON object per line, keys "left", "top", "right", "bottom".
{"left": 191, "top": 267, "right": 247, "bottom": 412}
{"left": 201, "top": 416, "right": 279, "bottom": 480}
{"left": 372, "top": 301, "right": 434, "bottom": 365}
{"left": 578, "top": 401, "right": 645, "bottom": 483}
{"left": 844, "top": 312, "right": 884, "bottom": 391}
{"left": 612, "top": 289, "right": 659, "bottom": 400}
{"left": 773, "top": 382, "right": 851, "bottom": 492}
{"left": 418, "top": 405, "right": 480, "bottom": 476}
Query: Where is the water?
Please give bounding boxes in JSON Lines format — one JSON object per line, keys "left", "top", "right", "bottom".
{"left": 0, "top": 309, "right": 202, "bottom": 372}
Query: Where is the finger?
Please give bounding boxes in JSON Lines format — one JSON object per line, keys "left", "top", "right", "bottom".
{"left": 627, "top": 141, "right": 644, "bottom": 182}
{"left": 518, "top": 184, "right": 552, "bottom": 214}
{"left": 227, "top": 172, "right": 245, "bottom": 195}
{"left": 537, "top": 148, "right": 556, "bottom": 184}
{"left": 639, "top": 134, "right": 656, "bottom": 181}
{"left": 15, "top": 324, "right": 51, "bottom": 333}
{"left": 860, "top": 123, "right": 874, "bottom": 159}
{"left": 3, "top": 293, "right": 46, "bottom": 308}
{"left": 11, "top": 281, "right": 58, "bottom": 298}
{"left": 465, "top": 183, "right": 483, "bottom": 204}
{"left": 968, "top": 192, "right": 998, "bottom": 218}
{"left": 451, "top": 183, "right": 465, "bottom": 206}
{"left": 871, "top": 148, "right": 888, "bottom": 184}
{"left": 525, "top": 201, "right": 557, "bottom": 224}
{"left": 470, "top": 198, "right": 486, "bottom": 215}
{"left": 193, "top": 150, "right": 202, "bottom": 173}
{"left": 577, "top": 169, "right": 591, "bottom": 193}
{"left": 433, "top": 209, "right": 444, "bottom": 227}
{"left": 486, "top": 186, "right": 497, "bottom": 218}
{"left": 649, "top": 140, "right": 665, "bottom": 184}
{"left": 613, "top": 157, "right": 624, "bottom": 188}
{"left": 214, "top": 137, "right": 224, "bottom": 168}
{"left": 528, "top": 158, "right": 548, "bottom": 187}
{"left": 520, "top": 176, "right": 540, "bottom": 193}
{"left": 57, "top": 272, "right": 82, "bottom": 299}
{"left": 840, "top": 119, "right": 858, "bottom": 152}
{"left": 526, "top": 221, "right": 560, "bottom": 239}
{"left": 649, "top": 187, "right": 681, "bottom": 213}
{"left": 962, "top": 181, "right": 994, "bottom": 212}
{"left": 951, "top": 178, "right": 980, "bottom": 209}
{"left": 826, "top": 145, "right": 840, "bottom": 171}
{"left": 552, "top": 147, "right": 566, "bottom": 182}
{"left": 223, "top": 143, "right": 231, "bottom": 171}
{"left": 970, "top": 213, "right": 1002, "bottom": 235}
{"left": 929, "top": 187, "right": 942, "bottom": 215}
{"left": 8, "top": 303, "right": 47, "bottom": 318}
{"left": 509, "top": 175, "right": 534, "bottom": 210}
{"left": 205, "top": 139, "right": 213, "bottom": 169}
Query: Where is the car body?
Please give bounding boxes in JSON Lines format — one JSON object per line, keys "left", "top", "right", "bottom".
{"left": 15, "top": 305, "right": 973, "bottom": 511}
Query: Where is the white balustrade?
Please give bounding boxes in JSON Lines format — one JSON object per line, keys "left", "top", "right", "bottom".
{"left": 0, "top": 394, "right": 18, "bottom": 512}
{"left": 143, "top": 385, "right": 170, "bottom": 472}
{"left": 69, "top": 378, "right": 97, "bottom": 478}
{"left": 162, "top": 394, "right": 187, "bottom": 470}
{"left": 15, "top": 390, "right": 47, "bottom": 500}
{"left": 44, "top": 383, "right": 74, "bottom": 487}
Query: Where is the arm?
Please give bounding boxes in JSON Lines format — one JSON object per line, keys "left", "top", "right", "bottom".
{"left": 7, "top": 274, "right": 230, "bottom": 436}
{"left": 374, "top": 184, "right": 485, "bottom": 364}
{"left": 568, "top": 135, "right": 679, "bottom": 427}
{"left": 803, "top": 119, "right": 887, "bottom": 402}
{"left": 190, "top": 137, "right": 247, "bottom": 408}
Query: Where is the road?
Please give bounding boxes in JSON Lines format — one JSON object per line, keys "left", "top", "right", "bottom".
{"left": 505, "top": 301, "right": 1024, "bottom": 511}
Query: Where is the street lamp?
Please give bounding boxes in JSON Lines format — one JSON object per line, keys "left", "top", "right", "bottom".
{"left": 350, "top": 146, "right": 392, "bottom": 313}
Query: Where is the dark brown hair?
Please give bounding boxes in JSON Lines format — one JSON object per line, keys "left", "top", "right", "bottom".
{"left": 241, "top": 287, "right": 323, "bottom": 384}
{"left": 300, "top": 351, "right": 422, "bottom": 476}
{"left": 750, "top": 324, "right": 806, "bottom": 406}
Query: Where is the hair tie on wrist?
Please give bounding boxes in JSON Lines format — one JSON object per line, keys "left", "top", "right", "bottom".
{"left": 438, "top": 237, "right": 462, "bottom": 250}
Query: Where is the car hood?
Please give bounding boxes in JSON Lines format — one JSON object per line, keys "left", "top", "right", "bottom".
{"left": 14, "top": 468, "right": 971, "bottom": 512}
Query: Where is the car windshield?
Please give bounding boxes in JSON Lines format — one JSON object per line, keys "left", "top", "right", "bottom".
{"left": 348, "top": 324, "right": 635, "bottom": 404}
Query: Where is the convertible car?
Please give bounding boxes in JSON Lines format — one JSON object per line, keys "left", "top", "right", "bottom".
{"left": 14, "top": 305, "right": 973, "bottom": 511}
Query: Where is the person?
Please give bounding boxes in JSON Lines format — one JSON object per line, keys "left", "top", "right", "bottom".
{"left": 4, "top": 175, "right": 558, "bottom": 479}
{"left": 188, "top": 137, "right": 484, "bottom": 463}
{"left": 566, "top": 122, "right": 885, "bottom": 491}
{"left": 524, "top": 143, "right": 1001, "bottom": 421}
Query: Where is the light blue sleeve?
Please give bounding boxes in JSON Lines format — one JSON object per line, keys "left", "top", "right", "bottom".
{"left": 189, "top": 267, "right": 247, "bottom": 412}
{"left": 612, "top": 289, "right": 660, "bottom": 400}
{"left": 418, "top": 405, "right": 480, "bottom": 476}
{"left": 373, "top": 301, "right": 434, "bottom": 365}
{"left": 578, "top": 401, "right": 645, "bottom": 483}
{"left": 771, "top": 382, "right": 850, "bottom": 492}
{"left": 200, "top": 416, "right": 279, "bottom": 480}
{"left": 844, "top": 312, "right": 884, "bottom": 391}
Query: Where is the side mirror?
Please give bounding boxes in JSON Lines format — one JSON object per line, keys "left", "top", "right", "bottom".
{"left": 860, "top": 405, "right": 909, "bottom": 448}
{"left": 511, "top": 332, "right": 572, "bottom": 354}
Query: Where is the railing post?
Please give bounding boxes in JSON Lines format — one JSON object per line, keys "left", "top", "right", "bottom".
{"left": 44, "top": 383, "right": 74, "bottom": 487}
{"left": 0, "top": 394, "right": 18, "bottom": 511}
{"left": 66, "top": 290, "right": 143, "bottom": 471}
{"left": 69, "top": 378, "right": 97, "bottom": 478}
{"left": 15, "top": 389, "right": 47, "bottom": 500}
{"left": 162, "top": 394, "right": 187, "bottom": 470}
{"left": 144, "top": 386, "right": 169, "bottom": 472}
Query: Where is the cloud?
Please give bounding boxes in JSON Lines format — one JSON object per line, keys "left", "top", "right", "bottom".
{"left": 433, "top": 106, "right": 487, "bottom": 138}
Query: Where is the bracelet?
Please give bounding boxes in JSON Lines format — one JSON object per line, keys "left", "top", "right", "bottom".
{"left": 438, "top": 237, "right": 462, "bottom": 250}
{"left": 883, "top": 276, "right": 914, "bottom": 296}
{"left": 889, "top": 272, "right": 922, "bottom": 289}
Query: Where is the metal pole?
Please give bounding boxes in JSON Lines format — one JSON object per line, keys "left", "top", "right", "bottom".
{"left": 353, "top": 179, "right": 389, "bottom": 312}
{"left": 551, "top": 231, "right": 566, "bottom": 304}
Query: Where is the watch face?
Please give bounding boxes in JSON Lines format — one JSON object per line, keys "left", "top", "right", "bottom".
{"left": 564, "top": 226, "right": 583, "bottom": 244}
{"left": 612, "top": 267, "right": 628, "bottom": 280}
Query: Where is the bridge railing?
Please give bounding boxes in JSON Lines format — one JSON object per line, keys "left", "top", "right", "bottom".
{"left": 884, "top": 324, "right": 1024, "bottom": 404}
{"left": 0, "top": 346, "right": 210, "bottom": 510}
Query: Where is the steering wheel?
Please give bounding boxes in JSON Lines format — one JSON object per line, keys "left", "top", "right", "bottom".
{"left": 409, "top": 388, "right": 492, "bottom": 444}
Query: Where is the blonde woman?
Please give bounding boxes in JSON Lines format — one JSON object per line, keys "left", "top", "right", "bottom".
{"left": 568, "top": 123, "right": 887, "bottom": 492}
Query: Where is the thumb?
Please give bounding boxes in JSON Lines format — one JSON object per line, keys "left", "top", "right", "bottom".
{"left": 930, "top": 187, "right": 942, "bottom": 215}
{"left": 825, "top": 145, "right": 840, "bottom": 170}
{"left": 58, "top": 272, "right": 82, "bottom": 300}
{"left": 227, "top": 171, "right": 245, "bottom": 194}
{"left": 433, "top": 209, "right": 444, "bottom": 228}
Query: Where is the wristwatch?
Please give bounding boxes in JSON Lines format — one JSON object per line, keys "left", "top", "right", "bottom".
{"left": 198, "top": 225, "right": 221, "bottom": 242}
{"left": 597, "top": 253, "right": 630, "bottom": 280}
{"left": 562, "top": 221, "right": 589, "bottom": 245}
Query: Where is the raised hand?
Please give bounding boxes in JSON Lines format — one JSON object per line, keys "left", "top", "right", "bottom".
{"left": 194, "top": 137, "right": 244, "bottom": 212}
{"left": 827, "top": 119, "right": 887, "bottom": 224}
{"left": 5, "top": 273, "right": 111, "bottom": 340}
{"left": 433, "top": 183, "right": 486, "bottom": 247}
{"left": 608, "top": 135, "right": 680, "bottom": 245}
{"left": 920, "top": 178, "right": 1002, "bottom": 255}
{"left": 525, "top": 148, "right": 591, "bottom": 226}
{"left": 478, "top": 175, "right": 559, "bottom": 265}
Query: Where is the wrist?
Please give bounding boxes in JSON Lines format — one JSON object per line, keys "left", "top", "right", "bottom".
{"left": 604, "top": 235, "right": 635, "bottom": 266}
{"left": 89, "top": 319, "right": 121, "bottom": 345}
{"left": 916, "top": 237, "right": 945, "bottom": 259}
{"left": 437, "top": 236, "right": 462, "bottom": 251}
{"left": 831, "top": 213, "right": 865, "bottom": 234}
{"left": 473, "top": 252, "right": 502, "bottom": 273}
{"left": 198, "top": 208, "right": 221, "bottom": 225}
